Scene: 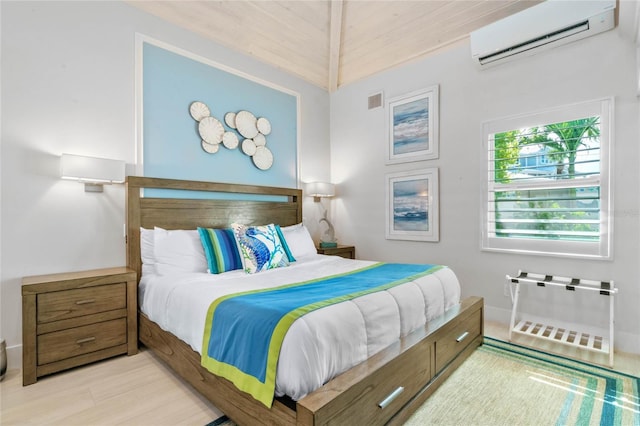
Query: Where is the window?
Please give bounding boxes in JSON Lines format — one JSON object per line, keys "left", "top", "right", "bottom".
{"left": 482, "top": 98, "right": 612, "bottom": 259}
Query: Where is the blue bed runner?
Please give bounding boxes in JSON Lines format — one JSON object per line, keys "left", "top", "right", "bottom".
{"left": 201, "top": 262, "right": 443, "bottom": 407}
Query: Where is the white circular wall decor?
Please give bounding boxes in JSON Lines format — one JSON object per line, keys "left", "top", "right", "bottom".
{"left": 201, "top": 140, "right": 220, "bottom": 154}
{"left": 235, "top": 110, "right": 259, "bottom": 139}
{"left": 199, "top": 116, "right": 224, "bottom": 144}
{"left": 252, "top": 146, "right": 273, "bottom": 170}
{"left": 222, "top": 131, "right": 239, "bottom": 149}
{"left": 190, "top": 101, "right": 211, "bottom": 122}
{"left": 256, "top": 117, "right": 272, "bottom": 135}
{"left": 224, "top": 112, "right": 237, "bottom": 129}
{"left": 253, "top": 133, "right": 266, "bottom": 147}
{"left": 241, "top": 138, "right": 257, "bottom": 156}
{"left": 189, "top": 101, "right": 275, "bottom": 171}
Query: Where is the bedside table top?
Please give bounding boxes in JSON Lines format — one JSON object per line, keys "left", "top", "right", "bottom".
{"left": 23, "top": 266, "right": 135, "bottom": 284}
{"left": 22, "top": 267, "right": 136, "bottom": 294}
{"left": 316, "top": 244, "right": 354, "bottom": 250}
{"left": 316, "top": 244, "right": 356, "bottom": 259}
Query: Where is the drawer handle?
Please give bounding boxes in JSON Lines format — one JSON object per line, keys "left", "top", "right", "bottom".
{"left": 75, "top": 299, "right": 96, "bottom": 305}
{"left": 76, "top": 337, "right": 96, "bottom": 344}
{"left": 456, "top": 331, "right": 470, "bottom": 342}
{"left": 378, "top": 386, "right": 404, "bottom": 409}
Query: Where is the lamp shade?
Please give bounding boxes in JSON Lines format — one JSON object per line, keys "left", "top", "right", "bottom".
{"left": 305, "top": 182, "right": 335, "bottom": 198}
{"left": 60, "top": 154, "right": 125, "bottom": 184}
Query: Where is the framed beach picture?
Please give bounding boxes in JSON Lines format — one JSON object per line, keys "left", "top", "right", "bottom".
{"left": 387, "top": 85, "right": 439, "bottom": 164}
{"left": 385, "top": 168, "right": 439, "bottom": 242}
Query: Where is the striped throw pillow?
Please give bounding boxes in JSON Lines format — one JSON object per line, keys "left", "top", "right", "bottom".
{"left": 198, "top": 227, "right": 243, "bottom": 274}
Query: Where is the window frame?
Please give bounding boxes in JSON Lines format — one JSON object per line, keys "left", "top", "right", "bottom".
{"left": 481, "top": 98, "right": 613, "bottom": 259}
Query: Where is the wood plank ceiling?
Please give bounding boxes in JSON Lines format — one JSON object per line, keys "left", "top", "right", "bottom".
{"left": 127, "top": 0, "right": 542, "bottom": 92}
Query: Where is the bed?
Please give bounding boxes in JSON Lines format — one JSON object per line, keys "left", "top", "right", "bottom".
{"left": 126, "top": 176, "right": 483, "bottom": 426}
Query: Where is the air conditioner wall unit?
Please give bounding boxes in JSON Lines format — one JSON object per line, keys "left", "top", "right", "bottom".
{"left": 470, "top": 0, "right": 616, "bottom": 68}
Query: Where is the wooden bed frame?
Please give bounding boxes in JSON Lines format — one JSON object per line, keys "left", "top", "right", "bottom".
{"left": 126, "top": 176, "right": 484, "bottom": 426}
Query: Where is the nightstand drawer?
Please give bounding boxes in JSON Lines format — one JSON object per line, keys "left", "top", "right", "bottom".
{"left": 37, "top": 318, "right": 127, "bottom": 365}
{"left": 37, "top": 283, "right": 126, "bottom": 323}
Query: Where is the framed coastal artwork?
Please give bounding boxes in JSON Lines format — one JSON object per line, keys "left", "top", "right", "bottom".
{"left": 385, "top": 168, "right": 439, "bottom": 242}
{"left": 386, "top": 85, "right": 439, "bottom": 164}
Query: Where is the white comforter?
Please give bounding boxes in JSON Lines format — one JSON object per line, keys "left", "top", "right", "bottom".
{"left": 139, "top": 255, "right": 461, "bottom": 401}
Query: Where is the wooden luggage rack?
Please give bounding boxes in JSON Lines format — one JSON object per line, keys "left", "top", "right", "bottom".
{"left": 506, "top": 271, "right": 617, "bottom": 367}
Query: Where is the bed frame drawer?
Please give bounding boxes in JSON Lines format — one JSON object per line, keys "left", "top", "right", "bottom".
{"left": 37, "top": 318, "right": 127, "bottom": 365}
{"left": 435, "top": 307, "right": 482, "bottom": 372}
{"left": 295, "top": 297, "right": 483, "bottom": 426}
{"left": 37, "top": 283, "right": 127, "bottom": 323}
{"left": 302, "top": 337, "right": 432, "bottom": 425}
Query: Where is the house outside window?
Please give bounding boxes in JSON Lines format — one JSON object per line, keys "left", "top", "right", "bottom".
{"left": 481, "top": 98, "right": 613, "bottom": 259}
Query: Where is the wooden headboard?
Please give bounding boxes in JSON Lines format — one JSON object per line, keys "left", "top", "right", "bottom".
{"left": 125, "top": 176, "right": 302, "bottom": 280}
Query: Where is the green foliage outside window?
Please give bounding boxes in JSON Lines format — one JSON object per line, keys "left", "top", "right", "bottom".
{"left": 492, "top": 117, "right": 600, "bottom": 241}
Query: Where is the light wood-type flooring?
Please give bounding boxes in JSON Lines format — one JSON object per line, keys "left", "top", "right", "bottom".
{"left": 0, "top": 347, "right": 223, "bottom": 425}
{"left": 1, "top": 321, "right": 638, "bottom": 425}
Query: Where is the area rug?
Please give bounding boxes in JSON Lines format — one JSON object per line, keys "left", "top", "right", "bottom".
{"left": 406, "top": 337, "right": 639, "bottom": 425}
{"left": 207, "top": 337, "right": 639, "bottom": 426}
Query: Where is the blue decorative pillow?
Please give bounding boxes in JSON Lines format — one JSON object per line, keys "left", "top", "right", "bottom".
{"left": 231, "top": 223, "right": 290, "bottom": 274}
{"left": 275, "top": 225, "right": 296, "bottom": 263}
{"left": 198, "top": 227, "right": 243, "bottom": 274}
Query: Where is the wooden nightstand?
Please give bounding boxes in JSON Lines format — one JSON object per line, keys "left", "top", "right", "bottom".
{"left": 316, "top": 244, "right": 356, "bottom": 259}
{"left": 22, "top": 267, "right": 137, "bottom": 385}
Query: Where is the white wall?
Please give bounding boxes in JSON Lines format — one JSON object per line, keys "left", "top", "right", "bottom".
{"left": 2, "top": 1, "right": 638, "bottom": 374}
{"left": 0, "top": 1, "right": 330, "bottom": 369}
{"left": 330, "top": 5, "right": 640, "bottom": 353}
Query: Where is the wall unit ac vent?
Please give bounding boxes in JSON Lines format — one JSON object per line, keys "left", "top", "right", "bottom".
{"left": 470, "top": 0, "right": 616, "bottom": 68}
{"left": 368, "top": 92, "right": 383, "bottom": 110}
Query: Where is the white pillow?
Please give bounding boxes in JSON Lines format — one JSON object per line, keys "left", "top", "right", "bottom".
{"left": 140, "top": 227, "right": 156, "bottom": 277}
{"left": 153, "top": 227, "right": 207, "bottom": 275}
{"left": 280, "top": 223, "right": 317, "bottom": 259}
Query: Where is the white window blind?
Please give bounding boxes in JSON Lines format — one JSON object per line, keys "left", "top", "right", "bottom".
{"left": 482, "top": 98, "right": 612, "bottom": 259}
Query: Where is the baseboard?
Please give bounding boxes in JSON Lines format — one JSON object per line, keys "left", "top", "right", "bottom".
{"left": 484, "top": 304, "right": 640, "bottom": 355}
{"left": 6, "top": 343, "right": 22, "bottom": 374}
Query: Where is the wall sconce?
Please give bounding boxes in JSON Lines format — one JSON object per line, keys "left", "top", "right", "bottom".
{"left": 305, "top": 182, "right": 337, "bottom": 247}
{"left": 306, "top": 181, "right": 336, "bottom": 202}
{"left": 60, "top": 153, "right": 125, "bottom": 192}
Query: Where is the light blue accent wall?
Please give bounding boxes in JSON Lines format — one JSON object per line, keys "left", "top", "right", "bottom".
{"left": 143, "top": 42, "right": 298, "bottom": 195}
